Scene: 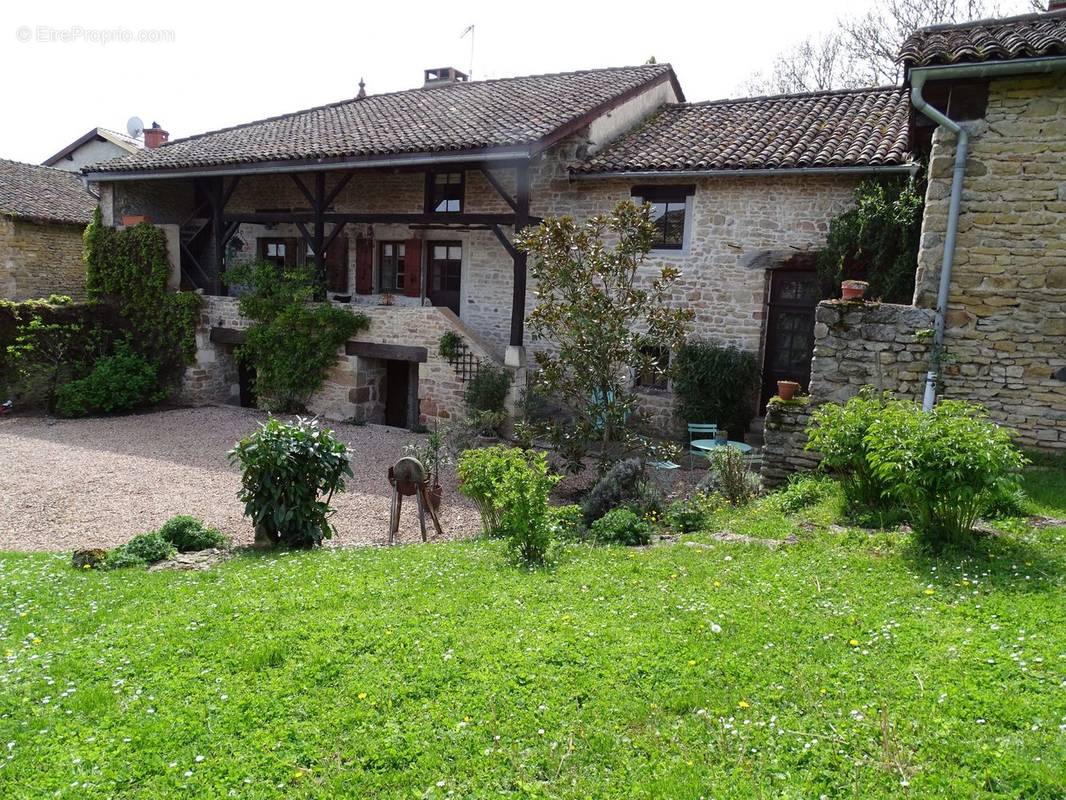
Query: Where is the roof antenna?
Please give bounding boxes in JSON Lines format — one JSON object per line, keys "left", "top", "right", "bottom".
{"left": 460, "top": 24, "right": 475, "bottom": 78}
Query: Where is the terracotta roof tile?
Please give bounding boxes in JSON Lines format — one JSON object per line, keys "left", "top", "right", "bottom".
{"left": 87, "top": 65, "right": 679, "bottom": 174}
{"left": 572, "top": 87, "right": 912, "bottom": 175}
{"left": 899, "top": 9, "right": 1066, "bottom": 67}
{"left": 0, "top": 159, "right": 97, "bottom": 225}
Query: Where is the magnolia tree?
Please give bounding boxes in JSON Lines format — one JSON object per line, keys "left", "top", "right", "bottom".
{"left": 516, "top": 201, "right": 693, "bottom": 474}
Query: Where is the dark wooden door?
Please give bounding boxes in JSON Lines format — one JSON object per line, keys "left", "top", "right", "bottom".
{"left": 385, "top": 360, "right": 410, "bottom": 429}
{"left": 760, "top": 268, "right": 821, "bottom": 410}
{"left": 427, "top": 241, "right": 462, "bottom": 315}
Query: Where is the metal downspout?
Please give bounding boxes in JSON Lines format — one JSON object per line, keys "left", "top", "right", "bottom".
{"left": 909, "top": 73, "right": 968, "bottom": 411}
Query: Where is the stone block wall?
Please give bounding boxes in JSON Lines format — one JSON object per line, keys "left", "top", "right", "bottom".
{"left": 762, "top": 300, "right": 933, "bottom": 486}
{"left": 914, "top": 72, "right": 1066, "bottom": 449}
{"left": 0, "top": 216, "right": 88, "bottom": 301}
{"left": 178, "top": 295, "right": 503, "bottom": 427}
{"left": 762, "top": 399, "right": 817, "bottom": 486}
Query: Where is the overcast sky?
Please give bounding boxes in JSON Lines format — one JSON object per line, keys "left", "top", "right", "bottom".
{"left": 0, "top": 0, "right": 993, "bottom": 164}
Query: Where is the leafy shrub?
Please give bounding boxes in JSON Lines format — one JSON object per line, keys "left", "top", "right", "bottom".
{"left": 465, "top": 364, "right": 512, "bottom": 414}
{"left": 223, "top": 262, "right": 369, "bottom": 412}
{"left": 106, "top": 531, "right": 175, "bottom": 569}
{"left": 457, "top": 446, "right": 560, "bottom": 565}
{"left": 865, "top": 399, "right": 1027, "bottom": 549}
{"left": 548, "top": 504, "right": 585, "bottom": 540}
{"left": 705, "top": 448, "right": 760, "bottom": 506}
{"left": 229, "top": 417, "right": 352, "bottom": 548}
{"left": 817, "top": 175, "right": 924, "bottom": 304}
{"left": 805, "top": 387, "right": 891, "bottom": 513}
{"left": 984, "top": 483, "right": 1029, "bottom": 519}
{"left": 54, "top": 343, "right": 164, "bottom": 417}
{"left": 590, "top": 508, "right": 652, "bottom": 546}
{"left": 103, "top": 548, "right": 147, "bottom": 570}
{"left": 438, "top": 330, "right": 463, "bottom": 360}
{"left": 581, "top": 458, "right": 645, "bottom": 525}
{"left": 761, "top": 473, "right": 836, "bottom": 515}
{"left": 672, "top": 341, "right": 760, "bottom": 437}
{"left": 157, "top": 515, "right": 228, "bottom": 552}
{"left": 456, "top": 445, "right": 533, "bottom": 535}
{"left": 665, "top": 492, "right": 723, "bottom": 533}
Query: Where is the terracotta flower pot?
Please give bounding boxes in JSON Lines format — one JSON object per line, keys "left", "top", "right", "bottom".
{"left": 777, "top": 380, "right": 801, "bottom": 401}
{"left": 841, "top": 280, "right": 869, "bottom": 301}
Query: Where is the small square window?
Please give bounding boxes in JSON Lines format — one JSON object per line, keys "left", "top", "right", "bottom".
{"left": 428, "top": 172, "right": 464, "bottom": 213}
{"left": 635, "top": 345, "right": 669, "bottom": 390}
{"left": 632, "top": 185, "right": 694, "bottom": 251}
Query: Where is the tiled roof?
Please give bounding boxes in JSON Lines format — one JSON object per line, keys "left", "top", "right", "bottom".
{"left": 899, "top": 9, "right": 1066, "bottom": 67}
{"left": 572, "top": 87, "right": 912, "bottom": 175}
{"left": 0, "top": 159, "right": 97, "bottom": 225}
{"left": 87, "top": 65, "right": 680, "bottom": 174}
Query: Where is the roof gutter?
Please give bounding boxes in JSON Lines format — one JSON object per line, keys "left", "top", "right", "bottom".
{"left": 909, "top": 54, "right": 1066, "bottom": 411}
{"left": 84, "top": 146, "right": 532, "bottom": 182}
{"left": 570, "top": 164, "right": 918, "bottom": 180}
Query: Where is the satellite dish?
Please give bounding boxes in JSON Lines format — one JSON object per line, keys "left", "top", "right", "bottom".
{"left": 126, "top": 116, "right": 144, "bottom": 138}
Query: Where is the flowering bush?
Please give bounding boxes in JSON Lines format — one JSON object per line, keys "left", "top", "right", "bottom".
{"left": 666, "top": 492, "right": 723, "bottom": 533}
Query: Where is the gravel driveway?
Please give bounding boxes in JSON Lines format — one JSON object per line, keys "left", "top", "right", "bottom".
{"left": 0, "top": 406, "right": 483, "bottom": 552}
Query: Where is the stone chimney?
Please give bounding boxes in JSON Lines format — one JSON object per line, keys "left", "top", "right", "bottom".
{"left": 423, "top": 67, "right": 469, "bottom": 89}
{"left": 144, "top": 122, "right": 169, "bottom": 149}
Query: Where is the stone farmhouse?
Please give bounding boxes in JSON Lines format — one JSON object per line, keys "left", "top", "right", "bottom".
{"left": 82, "top": 5, "right": 1066, "bottom": 452}
{"left": 0, "top": 159, "right": 97, "bottom": 301}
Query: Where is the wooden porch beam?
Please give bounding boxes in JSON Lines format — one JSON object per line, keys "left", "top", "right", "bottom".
{"left": 322, "top": 221, "right": 347, "bottom": 253}
{"left": 313, "top": 172, "right": 327, "bottom": 291}
{"left": 323, "top": 171, "right": 354, "bottom": 208}
{"left": 221, "top": 176, "right": 242, "bottom": 208}
{"left": 289, "top": 174, "right": 316, "bottom": 209}
{"left": 222, "top": 211, "right": 530, "bottom": 226}
{"left": 490, "top": 224, "right": 518, "bottom": 260}
{"left": 480, "top": 167, "right": 518, "bottom": 213}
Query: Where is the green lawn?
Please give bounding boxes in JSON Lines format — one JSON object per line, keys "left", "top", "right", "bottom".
{"left": 1, "top": 469, "right": 1063, "bottom": 798}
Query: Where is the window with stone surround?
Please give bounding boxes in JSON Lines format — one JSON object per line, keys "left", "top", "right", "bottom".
{"left": 427, "top": 172, "right": 465, "bottom": 213}
{"left": 378, "top": 241, "right": 406, "bottom": 293}
{"left": 631, "top": 185, "right": 695, "bottom": 251}
{"left": 635, "top": 344, "right": 669, "bottom": 391}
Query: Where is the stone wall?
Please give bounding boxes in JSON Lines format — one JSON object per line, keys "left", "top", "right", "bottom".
{"left": 762, "top": 398, "right": 817, "bottom": 487}
{"left": 914, "top": 72, "right": 1066, "bottom": 449}
{"left": 762, "top": 300, "right": 934, "bottom": 486}
{"left": 0, "top": 216, "right": 88, "bottom": 301}
{"left": 179, "top": 295, "right": 503, "bottom": 426}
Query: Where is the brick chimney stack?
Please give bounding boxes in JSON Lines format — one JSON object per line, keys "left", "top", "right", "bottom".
{"left": 1049, "top": 1, "right": 1066, "bottom": 11}
{"left": 143, "top": 122, "right": 169, "bottom": 149}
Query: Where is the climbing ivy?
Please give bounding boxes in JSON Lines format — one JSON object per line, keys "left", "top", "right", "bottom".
{"left": 817, "top": 173, "right": 925, "bottom": 304}
{"left": 223, "top": 261, "right": 370, "bottom": 412}
{"left": 84, "top": 207, "right": 201, "bottom": 377}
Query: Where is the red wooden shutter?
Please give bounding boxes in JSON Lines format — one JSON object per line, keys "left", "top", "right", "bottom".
{"left": 355, "top": 236, "right": 373, "bottom": 294}
{"left": 403, "top": 237, "right": 422, "bottom": 297}
{"left": 284, "top": 237, "right": 300, "bottom": 267}
{"left": 326, "top": 235, "right": 349, "bottom": 293}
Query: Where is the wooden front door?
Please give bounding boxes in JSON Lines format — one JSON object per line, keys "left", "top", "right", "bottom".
{"left": 760, "top": 268, "right": 821, "bottom": 410}
{"left": 427, "top": 241, "right": 462, "bottom": 315}
{"left": 385, "top": 360, "right": 410, "bottom": 429}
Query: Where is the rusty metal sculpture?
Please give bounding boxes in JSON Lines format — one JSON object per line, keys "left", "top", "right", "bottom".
{"left": 387, "top": 456, "right": 445, "bottom": 545}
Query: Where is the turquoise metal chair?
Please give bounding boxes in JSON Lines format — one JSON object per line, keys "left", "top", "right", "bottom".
{"left": 688, "top": 423, "right": 718, "bottom": 455}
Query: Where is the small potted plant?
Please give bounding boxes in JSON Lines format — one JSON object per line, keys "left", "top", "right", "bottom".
{"left": 404, "top": 424, "right": 448, "bottom": 509}
{"left": 777, "top": 380, "right": 801, "bottom": 401}
{"left": 841, "top": 280, "right": 869, "bottom": 301}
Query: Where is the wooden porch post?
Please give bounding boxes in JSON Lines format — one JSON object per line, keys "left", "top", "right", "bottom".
{"left": 313, "top": 172, "right": 326, "bottom": 295}
{"left": 509, "top": 161, "right": 531, "bottom": 349}
{"left": 209, "top": 176, "right": 225, "bottom": 296}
